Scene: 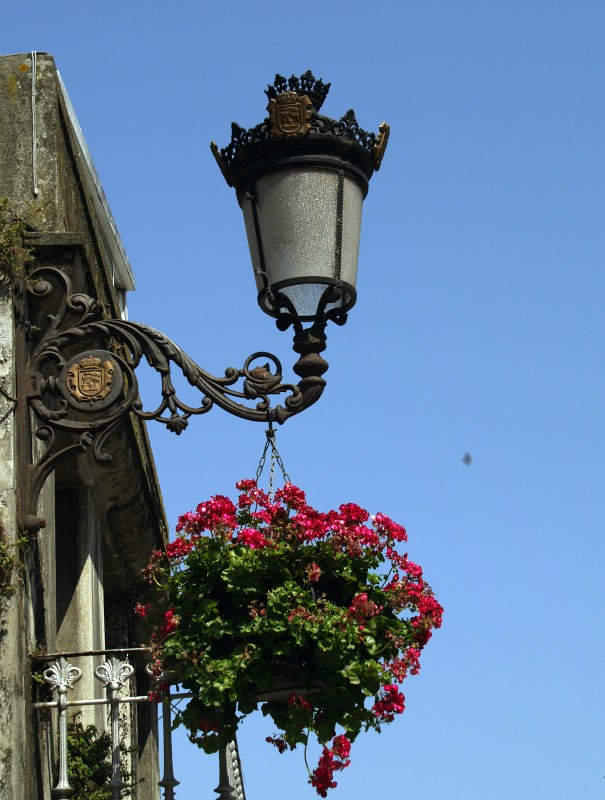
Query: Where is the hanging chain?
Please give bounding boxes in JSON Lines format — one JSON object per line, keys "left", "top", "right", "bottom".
{"left": 255, "top": 422, "right": 291, "bottom": 497}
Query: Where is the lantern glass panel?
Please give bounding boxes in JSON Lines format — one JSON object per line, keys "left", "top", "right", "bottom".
{"left": 242, "top": 167, "right": 363, "bottom": 319}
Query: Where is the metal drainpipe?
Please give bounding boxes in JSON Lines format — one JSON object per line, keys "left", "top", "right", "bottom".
{"left": 31, "top": 51, "right": 40, "bottom": 197}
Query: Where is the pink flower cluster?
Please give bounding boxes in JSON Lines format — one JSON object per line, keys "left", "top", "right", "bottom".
{"left": 383, "top": 571, "right": 443, "bottom": 634}
{"left": 236, "top": 479, "right": 281, "bottom": 513}
{"left": 386, "top": 646, "right": 422, "bottom": 681}
{"left": 236, "top": 527, "right": 268, "bottom": 549}
{"left": 166, "top": 481, "right": 423, "bottom": 570}
{"left": 310, "top": 735, "right": 352, "bottom": 797}
{"left": 306, "top": 562, "right": 322, "bottom": 582}
{"left": 372, "top": 684, "right": 405, "bottom": 722}
{"left": 165, "top": 537, "right": 193, "bottom": 559}
{"left": 158, "top": 609, "right": 179, "bottom": 638}
{"left": 175, "top": 494, "right": 237, "bottom": 534}
{"left": 134, "top": 602, "right": 150, "bottom": 619}
{"left": 373, "top": 512, "right": 407, "bottom": 542}
{"left": 288, "top": 606, "right": 317, "bottom": 624}
{"left": 287, "top": 691, "right": 312, "bottom": 711}
{"left": 275, "top": 482, "right": 307, "bottom": 509}
{"left": 348, "top": 592, "right": 383, "bottom": 625}
{"left": 338, "top": 503, "right": 369, "bottom": 523}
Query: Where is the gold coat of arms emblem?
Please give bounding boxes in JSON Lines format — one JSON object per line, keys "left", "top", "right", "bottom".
{"left": 66, "top": 355, "right": 115, "bottom": 404}
{"left": 267, "top": 91, "right": 313, "bottom": 138}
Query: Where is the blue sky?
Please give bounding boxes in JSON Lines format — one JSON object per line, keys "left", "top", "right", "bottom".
{"left": 4, "top": 2, "right": 605, "bottom": 798}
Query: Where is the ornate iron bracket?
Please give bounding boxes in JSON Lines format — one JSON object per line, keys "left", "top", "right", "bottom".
{"left": 16, "top": 262, "right": 330, "bottom": 533}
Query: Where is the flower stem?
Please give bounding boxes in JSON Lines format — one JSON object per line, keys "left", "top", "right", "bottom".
{"left": 303, "top": 729, "right": 311, "bottom": 776}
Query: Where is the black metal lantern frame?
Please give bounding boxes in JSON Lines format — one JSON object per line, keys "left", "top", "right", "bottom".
{"left": 14, "top": 72, "right": 389, "bottom": 533}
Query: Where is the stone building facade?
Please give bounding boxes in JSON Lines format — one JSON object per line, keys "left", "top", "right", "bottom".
{"left": 0, "top": 52, "right": 167, "bottom": 799}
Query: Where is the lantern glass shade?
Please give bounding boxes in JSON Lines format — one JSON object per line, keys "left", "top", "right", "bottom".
{"left": 241, "top": 167, "right": 363, "bottom": 322}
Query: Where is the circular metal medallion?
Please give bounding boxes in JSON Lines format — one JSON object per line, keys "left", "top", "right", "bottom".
{"left": 59, "top": 349, "right": 124, "bottom": 411}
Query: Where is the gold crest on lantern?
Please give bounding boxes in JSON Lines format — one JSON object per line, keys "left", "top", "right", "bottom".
{"left": 268, "top": 91, "right": 313, "bottom": 138}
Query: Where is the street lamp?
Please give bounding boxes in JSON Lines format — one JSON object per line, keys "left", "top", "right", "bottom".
{"left": 16, "top": 71, "right": 388, "bottom": 532}
{"left": 212, "top": 72, "right": 388, "bottom": 330}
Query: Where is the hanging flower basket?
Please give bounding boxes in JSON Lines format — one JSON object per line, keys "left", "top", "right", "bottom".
{"left": 141, "top": 480, "right": 443, "bottom": 796}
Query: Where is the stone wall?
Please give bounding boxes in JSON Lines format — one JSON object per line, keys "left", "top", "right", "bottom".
{"left": 0, "top": 52, "right": 166, "bottom": 799}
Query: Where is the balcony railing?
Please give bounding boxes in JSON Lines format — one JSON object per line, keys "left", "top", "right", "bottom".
{"left": 32, "top": 648, "right": 246, "bottom": 800}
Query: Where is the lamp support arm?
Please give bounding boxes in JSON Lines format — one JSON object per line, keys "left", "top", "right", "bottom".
{"left": 16, "top": 263, "right": 328, "bottom": 533}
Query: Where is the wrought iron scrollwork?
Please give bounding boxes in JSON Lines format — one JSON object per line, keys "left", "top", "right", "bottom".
{"left": 18, "top": 264, "right": 329, "bottom": 531}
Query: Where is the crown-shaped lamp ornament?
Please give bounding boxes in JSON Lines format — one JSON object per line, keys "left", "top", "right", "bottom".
{"left": 211, "top": 71, "right": 389, "bottom": 328}
{"left": 265, "top": 70, "right": 331, "bottom": 112}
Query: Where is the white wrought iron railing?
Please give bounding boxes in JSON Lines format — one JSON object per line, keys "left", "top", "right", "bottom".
{"left": 33, "top": 648, "right": 246, "bottom": 800}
